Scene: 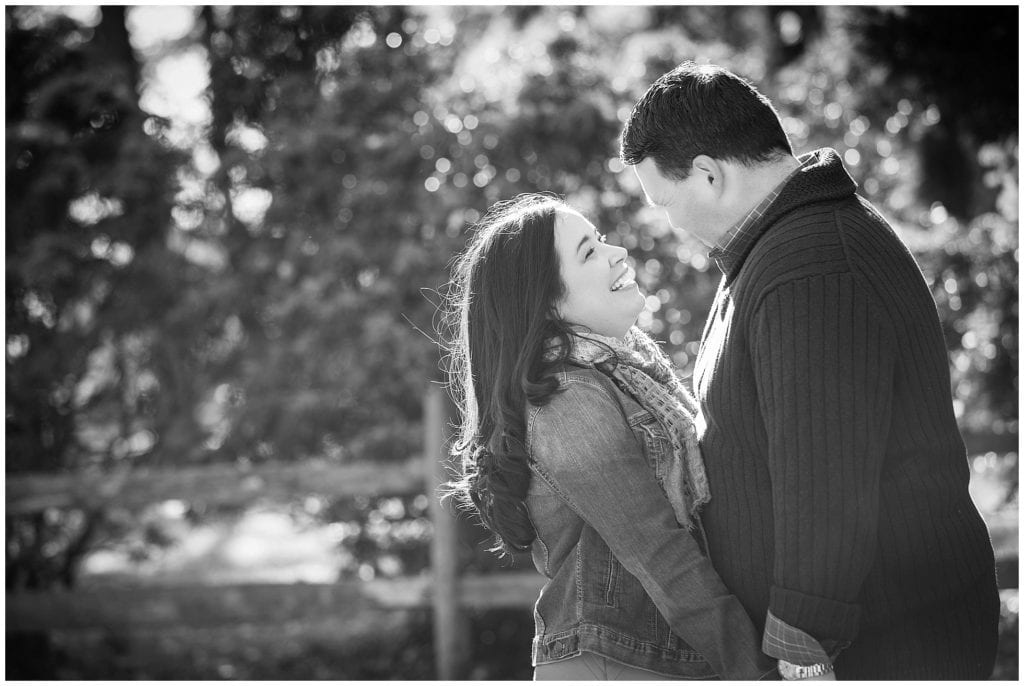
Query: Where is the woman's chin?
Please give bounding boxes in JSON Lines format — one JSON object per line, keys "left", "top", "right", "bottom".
{"left": 632, "top": 291, "right": 647, "bottom": 313}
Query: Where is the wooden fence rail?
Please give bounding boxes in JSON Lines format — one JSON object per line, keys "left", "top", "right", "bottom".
{"left": 6, "top": 573, "right": 546, "bottom": 633}
{"left": 6, "top": 457, "right": 424, "bottom": 515}
{"left": 8, "top": 431, "right": 1013, "bottom": 515}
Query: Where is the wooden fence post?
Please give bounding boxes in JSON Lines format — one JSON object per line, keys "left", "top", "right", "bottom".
{"left": 424, "top": 385, "right": 468, "bottom": 679}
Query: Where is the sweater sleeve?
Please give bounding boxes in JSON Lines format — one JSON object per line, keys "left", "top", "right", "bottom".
{"left": 750, "top": 272, "right": 895, "bottom": 645}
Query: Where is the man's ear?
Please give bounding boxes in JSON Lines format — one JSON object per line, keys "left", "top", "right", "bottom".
{"left": 692, "top": 155, "right": 724, "bottom": 194}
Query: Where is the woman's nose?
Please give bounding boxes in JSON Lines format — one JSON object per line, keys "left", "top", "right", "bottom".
{"left": 608, "top": 243, "right": 628, "bottom": 263}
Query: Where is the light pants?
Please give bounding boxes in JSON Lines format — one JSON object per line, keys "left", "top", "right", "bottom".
{"left": 534, "top": 651, "right": 674, "bottom": 680}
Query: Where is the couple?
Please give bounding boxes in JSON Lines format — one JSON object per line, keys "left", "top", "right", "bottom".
{"left": 445, "top": 63, "right": 999, "bottom": 680}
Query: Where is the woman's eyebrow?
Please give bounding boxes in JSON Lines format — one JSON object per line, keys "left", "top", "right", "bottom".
{"left": 575, "top": 234, "right": 590, "bottom": 255}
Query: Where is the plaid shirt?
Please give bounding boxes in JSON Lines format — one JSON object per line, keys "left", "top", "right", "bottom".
{"left": 708, "top": 156, "right": 844, "bottom": 668}
{"left": 763, "top": 609, "right": 846, "bottom": 666}
{"left": 709, "top": 158, "right": 813, "bottom": 274}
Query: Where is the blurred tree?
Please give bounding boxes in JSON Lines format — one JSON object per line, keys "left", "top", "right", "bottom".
{"left": 187, "top": 5, "right": 466, "bottom": 464}
{"left": 6, "top": 7, "right": 192, "bottom": 588}
{"left": 853, "top": 6, "right": 1017, "bottom": 217}
{"left": 844, "top": 6, "right": 1018, "bottom": 441}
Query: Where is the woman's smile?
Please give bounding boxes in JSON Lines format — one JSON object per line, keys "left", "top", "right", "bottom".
{"left": 610, "top": 265, "right": 637, "bottom": 292}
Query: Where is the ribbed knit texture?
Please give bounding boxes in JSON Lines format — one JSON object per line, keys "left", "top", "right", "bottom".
{"left": 694, "top": 149, "right": 998, "bottom": 673}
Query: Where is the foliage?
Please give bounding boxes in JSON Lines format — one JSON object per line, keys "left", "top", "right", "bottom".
{"left": 191, "top": 6, "right": 432, "bottom": 465}
{"left": 7, "top": 7, "right": 185, "bottom": 474}
{"left": 6, "top": 6, "right": 196, "bottom": 589}
{"left": 7, "top": 605, "right": 538, "bottom": 680}
{"left": 9, "top": 3, "right": 1016, "bottom": 484}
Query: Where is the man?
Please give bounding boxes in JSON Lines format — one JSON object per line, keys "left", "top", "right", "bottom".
{"left": 620, "top": 62, "right": 1000, "bottom": 680}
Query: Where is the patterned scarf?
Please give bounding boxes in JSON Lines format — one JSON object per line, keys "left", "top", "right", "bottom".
{"left": 545, "top": 326, "right": 711, "bottom": 531}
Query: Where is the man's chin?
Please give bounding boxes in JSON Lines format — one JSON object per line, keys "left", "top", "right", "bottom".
{"left": 670, "top": 225, "right": 703, "bottom": 244}
{"left": 683, "top": 228, "right": 719, "bottom": 249}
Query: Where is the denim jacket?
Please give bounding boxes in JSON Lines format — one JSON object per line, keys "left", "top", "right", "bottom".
{"left": 525, "top": 365, "right": 775, "bottom": 680}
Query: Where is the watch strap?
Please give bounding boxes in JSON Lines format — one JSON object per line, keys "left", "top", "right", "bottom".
{"left": 778, "top": 659, "right": 835, "bottom": 680}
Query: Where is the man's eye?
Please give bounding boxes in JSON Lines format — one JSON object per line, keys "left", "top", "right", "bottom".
{"left": 598, "top": 233, "right": 607, "bottom": 243}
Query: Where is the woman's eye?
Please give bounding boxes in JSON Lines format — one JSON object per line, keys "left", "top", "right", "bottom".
{"left": 585, "top": 247, "right": 595, "bottom": 259}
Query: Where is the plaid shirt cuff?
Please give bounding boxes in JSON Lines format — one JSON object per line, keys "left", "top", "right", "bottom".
{"left": 762, "top": 610, "right": 835, "bottom": 666}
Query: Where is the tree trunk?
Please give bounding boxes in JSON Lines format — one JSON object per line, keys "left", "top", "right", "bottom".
{"left": 93, "top": 6, "right": 141, "bottom": 96}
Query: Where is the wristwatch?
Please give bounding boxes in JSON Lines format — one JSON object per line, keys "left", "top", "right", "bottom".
{"left": 777, "top": 659, "right": 835, "bottom": 680}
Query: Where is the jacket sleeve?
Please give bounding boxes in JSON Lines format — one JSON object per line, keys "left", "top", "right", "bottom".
{"left": 751, "top": 272, "right": 895, "bottom": 647}
{"left": 529, "top": 378, "right": 774, "bottom": 681}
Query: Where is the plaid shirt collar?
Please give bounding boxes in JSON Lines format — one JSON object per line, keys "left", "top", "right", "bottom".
{"left": 708, "top": 157, "right": 813, "bottom": 275}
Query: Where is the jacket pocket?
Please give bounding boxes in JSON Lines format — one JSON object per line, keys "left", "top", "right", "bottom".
{"left": 629, "top": 410, "right": 671, "bottom": 484}
{"left": 577, "top": 528, "right": 620, "bottom": 608}
{"left": 630, "top": 410, "right": 696, "bottom": 534}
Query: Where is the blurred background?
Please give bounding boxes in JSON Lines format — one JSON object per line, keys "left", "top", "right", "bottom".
{"left": 5, "top": 4, "right": 1018, "bottom": 680}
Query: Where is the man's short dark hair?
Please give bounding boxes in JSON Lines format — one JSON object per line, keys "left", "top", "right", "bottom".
{"left": 620, "top": 62, "right": 793, "bottom": 180}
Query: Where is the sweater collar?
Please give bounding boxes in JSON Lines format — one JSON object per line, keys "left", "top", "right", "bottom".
{"left": 711, "top": 148, "right": 858, "bottom": 280}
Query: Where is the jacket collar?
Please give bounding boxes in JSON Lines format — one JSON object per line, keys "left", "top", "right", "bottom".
{"left": 712, "top": 147, "right": 858, "bottom": 281}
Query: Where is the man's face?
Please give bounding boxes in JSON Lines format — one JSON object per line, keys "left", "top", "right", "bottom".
{"left": 633, "top": 157, "right": 723, "bottom": 248}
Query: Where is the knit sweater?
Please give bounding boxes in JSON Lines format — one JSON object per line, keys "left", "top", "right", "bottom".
{"left": 693, "top": 148, "right": 997, "bottom": 651}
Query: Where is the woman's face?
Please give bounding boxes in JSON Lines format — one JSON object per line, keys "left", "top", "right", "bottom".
{"left": 553, "top": 209, "right": 645, "bottom": 339}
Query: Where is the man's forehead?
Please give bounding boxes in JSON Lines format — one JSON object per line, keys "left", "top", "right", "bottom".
{"left": 633, "top": 161, "right": 674, "bottom": 205}
{"left": 635, "top": 158, "right": 671, "bottom": 186}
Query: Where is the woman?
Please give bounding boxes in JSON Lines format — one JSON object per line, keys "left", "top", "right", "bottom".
{"left": 444, "top": 194, "right": 774, "bottom": 680}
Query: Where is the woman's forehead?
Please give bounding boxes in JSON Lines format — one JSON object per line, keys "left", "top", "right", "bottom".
{"left": 554, "top": 208, "right": 591, "bottom": 234}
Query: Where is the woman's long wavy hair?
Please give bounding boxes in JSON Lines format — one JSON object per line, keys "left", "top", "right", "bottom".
{"left": 442, "top": 194, "right": 575, "bottom": 555}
